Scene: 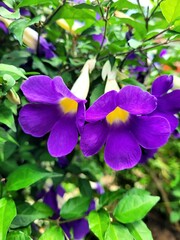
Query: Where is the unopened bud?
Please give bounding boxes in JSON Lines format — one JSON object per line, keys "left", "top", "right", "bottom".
{"left": 6, "top": 88, "right": 21, "bottom": 105}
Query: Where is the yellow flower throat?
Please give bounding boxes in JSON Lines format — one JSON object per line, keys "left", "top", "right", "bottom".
{"left": 59, "top": 97, "right": 78, "bottom": 114}
{"left": 106, "top": 107, "right": 129, "bottom": 125}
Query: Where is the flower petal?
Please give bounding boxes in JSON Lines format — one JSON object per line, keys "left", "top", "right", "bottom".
{"left": 76, "top": 101, "right": 86, "bottom": 133}
{"left": 53, "top": 76, "right": 85, "bottom": 103}
{"left": 18, "top": 104, "right": 60, "bottom": 137}
{"left": 80, "top": 120, "right": 108, "bottom": 156}
{"left": 21, "top": 75, "right": 62, "bottom": 103}
{"left": 104, "top": 127, "right": 141, "bottom": 170}
{"left": 158, "top": 90, "right": 180, "bottom": 114}
{"left": 152, "top": 111, "right": 178, "bottom": 132}
{"left": 86, "top": 91, "right": 118, "bottom": 122}
{"left": 139, "top": 148, "right": 157, "bottom": 164}
{"left": 130, "top": 116, "right": 171, "bottom": 149}
{"left": 151, "top": 75, "right": 173, "bottom": 97}
{"left": 48, "top": 116, "right": 78, "bottom": 157}
{"left": 117, "top": 85, "right": 157, "bottom": 114}
{"left": 72, "top": 219, "right": 89, "bottom": 239}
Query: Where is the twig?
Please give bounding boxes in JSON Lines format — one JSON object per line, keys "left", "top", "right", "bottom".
{"left": 96, "top": 1, "right": 110, "bottom": 60}
{"left": 144, "top": 27, "right": 170, "bottom": 42}
{"left": 148, "top": 0, "right": 164, "bottom": 21}
{"left": 44, "top": 0, "right": 66, "bottom": 26}
{"left": 144, "top": 166, "right": 172, "bottom": 216}
{"left": 137, "top": 0, "right": 146, "bottom": 19}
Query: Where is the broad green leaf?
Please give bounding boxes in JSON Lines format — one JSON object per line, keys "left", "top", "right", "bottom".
{"left": 79, "top": 178, "right": 93, "bottom": 197}
{"left": 18, "top": 0, "right": 58, "bottom": 7}
{"left": 128, "top": 39, "right": 142, "bottom": 49}
{"left": 0, "top": 64, "right": 26, "bottom": 80}
{"left": 0, "top": 105, "right": 16, "bottom": 132}
{"left": 88, "top": 209, "right": 110, "bottom": 240}
{"left": 0, "top": 7, "right": 20, "bottom": 19}
{"left": 105, "top": 223, "right": 133, "bottom": 240}
{"left": 9, "top": 16, "right": 41, "bottom": 45}
{"left": 39, "top": 226, "right": 64, "bottom": 240}
{"left": 0, "top": 128, "right": 18, "bottom": 145}
{"left": 5, "top": 164, "right": 57, "bottom": 191}
{"left": 98, "top": 189, "right": 125, "bottom": 208}
{"left": 127, "top": 220, "right": 153, "bottom": 240}
{"left": 90, "top": 83, "right": 104, "bottom": 105}
{"left": 160, "top": 0, "right": 180, "bottom": 23}
{"left": 0, "top": 198, "right": 17, "bottom": 240}
{"left": 7, "top": 231, "right": 32, "bottom": 240}
{"left": 60, "top": 196, "right": 91, "bottom": 219}
{"left": 32, "top": 56, "right": 48, "bottom": 75}
{"left": 11, "top": 202, "right": 53, "bottom": 228}
{"left": 119, "top": 78, "right": 146, "bottom": 90}
{"left": 113, "top": 188, "right": 160, "bottom": 223}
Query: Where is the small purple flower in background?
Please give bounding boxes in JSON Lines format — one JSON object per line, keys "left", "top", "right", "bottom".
{"left": 38, "top": 183, "right": 95, "bottom": 240}
{"left": 139, "top": 75, "right": 180, "bottom": 163}
{"left": 92, "top": 33, "right": 106, "bottom": 45}
{"left": 80, "top": 66, "right": 171, "bottom": 171}
{"left": 19, "top": 59, "right": 96, "bottom": 157}
{"left": 159, "top": 49, "right": 167, "bottom": 58}
{"left": 151, "top": 75, "right": 180, "bottom": 132}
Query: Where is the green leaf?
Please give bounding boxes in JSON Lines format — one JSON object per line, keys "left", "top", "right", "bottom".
{"left": 127, "top": 220, "right": 153, "bottom": 240}
{"left": 0, "top": 7, "right": 20, "bottom": 19}
{"left": 128, "top": 39, "right": 142, "bottom": 49}
{"left": 79, "top": 178, "right": 93, "bottom": 197}
{"left": 32, "top": 56, "right": 48, "bottom": 75}
{"left": 18, "top": 0, "right": 58, "bottom": 7}
{"left": 9, "top": 17, "right": 41, "bottom": 45}
{"left": 39, "top": 226, "right": 65, "bottom": 240}
{"left": 160, "top": 0, "right": 180, "bottom": 24}
{"left": 0, "top": 64, "right": 26, "bottom": 80}
{"left": 5, "top": 164, "right": 57, "bottom": 191}
{"left": 88, "top": 209, "right": 110, "bottom": 240}
{"left": 60, "top": 196, "right": 91, "bottom": 219}
{"left": 119, "top": 78, "right": 146, "bottom": 90}
{"left": 113, "top": 188, "right": 160, "bottom": 223}
{"left": 0, "top": 105, "right": 16, "bottom": 132}
{"left": 11, "top": 202, "right": 53, "bottom": 228}
{"left": 0, "top": 198, "right": 17, "bottom": 240}
{"left": 105, "top": 223, "right": 133, "bottom": 240}
{"left": 7, "top": 231, "right": 32, "bottom": 240}
{"left": 99, "top": 189, "right": 125, "bottom": 208}
{"left": 90, "top": 83, "right": 104, "bottom": 105}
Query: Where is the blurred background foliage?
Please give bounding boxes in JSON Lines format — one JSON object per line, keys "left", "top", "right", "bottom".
{"left": 0, "top": 0, "right": 180, "bottom": 239}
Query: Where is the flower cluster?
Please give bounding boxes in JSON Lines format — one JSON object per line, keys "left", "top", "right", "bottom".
{"left": 19, "top": 62, "right": 180, "bottom": 171}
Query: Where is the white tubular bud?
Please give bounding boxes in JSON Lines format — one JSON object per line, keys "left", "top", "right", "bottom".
{"left": 0, "top": 16, "right": 38, "bottom": 50}
{"left": 23, "top": 27, "right": 38, "bottom": 50}
{"left": 172, "top": 75, "right": 180, "bottom": 90}
{"left": 102, "top": 61, "right": 120, "bottom": 93}
{"left": 0, "top": 16, "right": 12, "bottom": 27}
{"left": 71, "top": 59, "right": 96, "bottom": 99}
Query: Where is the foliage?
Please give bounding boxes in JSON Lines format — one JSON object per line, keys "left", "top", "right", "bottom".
{"left": 0, "top": 0, "right": 180, "bottom": 239}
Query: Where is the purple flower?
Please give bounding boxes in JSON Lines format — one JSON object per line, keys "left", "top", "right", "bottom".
{"left": 92, "top": 33, "right": 106, "bottom": 45}
{"left": 151, "top": 75, "right": 180, "bottom": 132}
{"left": 80, "top": 86, "right": 171, "bottom": 170}
{"left": 57, "top": 156, "right": 69, "bottom": 168}
{"left": 139, "top": 75, "right": 180, "bottom": 163}
{"left": 61, "top": 200, "right": 95, "bottom": 240}
{"left": 0, "top": 21, "right": 8, "bottom": 33}
{"left": 159, "top": 49, "right": 167, "bottom": 58}
{"left": 43, "top": 185, "right": 65, "bottom": 219}
{"left": 38, "top": 37, "right": 56, "bottom": 59}
{"left": 18, "top": 75, "right": 86, "bottom": 157}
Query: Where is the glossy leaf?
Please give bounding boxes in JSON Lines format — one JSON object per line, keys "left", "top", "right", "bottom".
{"left": 127, "top": 220, "right": 153, "bottom": 240}
{"left": 39, "top": 226, "right": 65, "bottom": 240}
{"left": 5, "top": 164, "right": 58, "bottom": 191}
{"left": 0, "top": 105, "right": 16, "bottom": 132}
{"left": 60, "top": 196, "right": 91, "bottom": 219}
{"left": 88, "top": 209, "right": 110, "bottom": 240}
{"left": 11, "top": 202, "right": 53, "bottom": 228}
{"left": 113, "top": 188, "right": 160, "bottom": 223}
{"left": 7, "top": 231, "right": 32, "bottom": 240}
{"left": 0, "top": 198, "right": 17, "bottom": 240}
{"left": 0, "top": 64, "right": 26, "bottom": 80}
{"left": 160, "top": 0, "right": 180, "bottom": 23}
{"left": 105, "top": 223, "right": 133, "bottom": 240}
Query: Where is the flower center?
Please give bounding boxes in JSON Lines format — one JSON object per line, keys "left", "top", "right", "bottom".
{"left": 59, "top": 97, "right": 78, "bottom": 114}
{"left": 106, "top": 107, "right": 129, "bottom": 125}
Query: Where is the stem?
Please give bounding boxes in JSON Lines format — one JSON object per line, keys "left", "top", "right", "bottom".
{"left": 144, "top": 27, "right": 170, "bottom": 42}
{"left": 137, "top": 0, "right": 146, "bottom": 20}
{"left": 36, "top": 23, "right": 41, "bottom": 56}
{"left": 44, "top": 0, "right": 66, "bottom": 26}
{"left": 148, "top": 0, "right": 164, "bottom": 21}
{"left": 144, "top": 166, "right": 172, "bottom": 216}
{"left": 96, "top": 1, "right": 110, "bottom": 60}
{"left": 59, "top": 216, "right": 85, "bottom": 224}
